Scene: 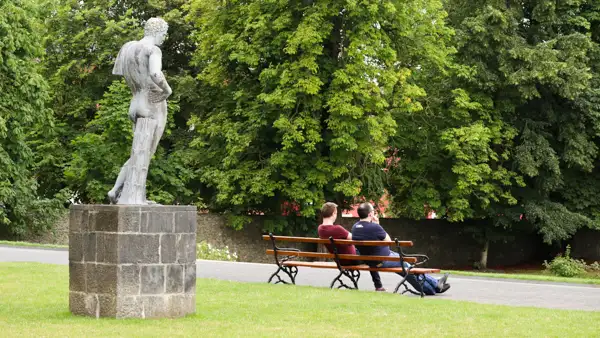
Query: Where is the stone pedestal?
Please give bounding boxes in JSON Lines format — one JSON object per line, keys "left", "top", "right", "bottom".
{"left": 68, "top": 205, "right": 197, "bottom": 319}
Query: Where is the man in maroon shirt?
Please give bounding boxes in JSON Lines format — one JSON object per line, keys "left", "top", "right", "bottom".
{"left": 318, "top": 202, "right": 385, "bottom": 291}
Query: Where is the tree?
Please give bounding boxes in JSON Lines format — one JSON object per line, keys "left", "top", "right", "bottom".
{"left": 387, "top": 0, "right": 600, "bottom": 266}
{"left": 40, "top": 0, "right": 201, "bottom": 205}
{"left": 185, "top": 0, "right": 455, "bottom": 230}
{"left": 0, "top": 0, "right": 64, "bottom": 236}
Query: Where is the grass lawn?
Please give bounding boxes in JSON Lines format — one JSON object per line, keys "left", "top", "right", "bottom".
{"left": 445, "top": 269, "right": 600, "bottom": 285}
{"left": 0, "top": 240, "right": 67, "bottom": 249}
{"left": 1, "top": 263, "right": 599, "bottom": 337}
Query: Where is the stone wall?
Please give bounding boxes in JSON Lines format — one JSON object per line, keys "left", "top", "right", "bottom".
{"left": 338, "top": 218, "right": 551, "bottom": 268}
{"left": 196, "top": 214, "right": 272, "bottom": 263}
{"left": 195, "top": 214, "right": 310, "bottom": 264}
{"left": 17, "top": 211, "right": 597, "bottom": 268}
{"left": 570, "top": 228, "right": 600, "bottom": 262}
{"left": 196, "top": 214, "right": 553, "bottom": 268}
{"left": 22, "top": 213, "right": 70, "bottom": 245}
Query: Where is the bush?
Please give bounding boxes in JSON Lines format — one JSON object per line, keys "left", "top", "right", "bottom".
{"left": 543, "top": 245, "right": 587, "bottom": 277}
{"left": 196, "top": 241, "right": 238, "bottom": 262}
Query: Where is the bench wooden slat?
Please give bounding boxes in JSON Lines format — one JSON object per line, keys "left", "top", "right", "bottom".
{"left": 281, "top": 261, "right": 440, "bottom": 274}
{"left": 262, "top": 235, "right": 413, "bottom": 247}
{"left": 266, "top": 249, "right": 418, "bottom": 263}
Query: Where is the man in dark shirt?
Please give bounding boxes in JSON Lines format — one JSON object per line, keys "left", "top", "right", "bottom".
{"left": 352, "top": 202, "right": 450, "bottom": 295}
{"left": 317, "top": 202, "right": 385, "bottom": 291}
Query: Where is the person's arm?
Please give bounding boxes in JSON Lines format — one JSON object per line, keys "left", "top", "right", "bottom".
{"left": 334, "top": 226, "right": 351, "bottom": 240}
{"left": 149, "top": 47, "right": 172, "bottom": 99}
{"left": 374, "top": 224, "right": 391, "bottom": 241}
{"left": 372, "top": 214, "right": 390, "bottom": 240}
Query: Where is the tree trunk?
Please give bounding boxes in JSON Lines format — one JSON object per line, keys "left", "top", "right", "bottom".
{"left": 479, "top": 239, "right": 489, "bottom": 270}
{"left": 118, "top": 118, "right": 157, "bottom": 205}
{"left": 336, "top": 206, "right": 343, "bottom": 221}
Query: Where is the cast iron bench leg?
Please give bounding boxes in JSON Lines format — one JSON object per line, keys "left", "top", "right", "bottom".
{"left": 330, "top": 270, "right": 361, "bottom": 290}
{"left": 268, "top": 265, "right": 298, "bottom": 285}
{"left": 394, "top": 274, "right": 425, "bottom": 297}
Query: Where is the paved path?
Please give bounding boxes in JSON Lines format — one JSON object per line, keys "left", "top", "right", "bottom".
{"left": 2, "top": 245, "right": 599, "bottom": 311}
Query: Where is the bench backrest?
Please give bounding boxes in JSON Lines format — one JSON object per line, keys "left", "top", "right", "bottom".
{"left": 261, "top": 235, "right": 413, "bottom": 247}
{"left": 265, "top": 249, "right": 418, "bottom": 263}
{"left": 263, "top": 234, "right": 418, "bottom": 264}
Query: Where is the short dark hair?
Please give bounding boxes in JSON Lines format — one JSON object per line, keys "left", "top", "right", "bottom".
{"left": 321, "top": 202, "right": 338, "bottom": 218}
{"left": 357, "top": 203, "right": 374, "bottom": 219}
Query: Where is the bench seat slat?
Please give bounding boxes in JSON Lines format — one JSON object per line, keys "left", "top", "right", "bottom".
{"left": 262, "top": 235, "right": 413, "bottom": 247}
{"left": 281, "top": 261, "right": 440, "bottom": 274}
{"left": 266, "top": 249, "right": 418, "bottom": 264}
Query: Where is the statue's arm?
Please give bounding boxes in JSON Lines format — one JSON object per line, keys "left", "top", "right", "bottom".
{"left": 149, "top": 47, "right": 172, "bottom": 97}
{"left": 113, "top": 42, "right": 134, "bottom": 75}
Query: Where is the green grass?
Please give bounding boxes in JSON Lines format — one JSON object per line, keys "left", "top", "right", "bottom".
{"left": 445, "top": 269, "right": 600, "bottom": 285}
{"left": 0, "top": 263, "right": 599, "bottom": 337}
{"left": 0, "top": 240, "right": 67, "bottom": 249}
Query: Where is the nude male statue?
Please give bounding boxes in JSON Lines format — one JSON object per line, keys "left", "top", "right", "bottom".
{"left": 108, "top": 17, "right": 172, "bottom": 204}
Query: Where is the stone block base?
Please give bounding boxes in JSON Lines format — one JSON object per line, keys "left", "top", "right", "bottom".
{"left": 68, "top": 205, "right": 197, "bottom": 319}
{"left": 69, "top": 292, "right": 196, "bottom": 318}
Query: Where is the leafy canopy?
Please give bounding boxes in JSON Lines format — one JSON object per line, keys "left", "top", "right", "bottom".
{"left": 186, "top": 0, "right": 454, "bottom": 229}
{"left": 0, "top": 0, "right": 64, "bottom": 236}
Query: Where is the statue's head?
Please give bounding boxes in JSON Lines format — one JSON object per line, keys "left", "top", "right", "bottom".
{"left": 144, "top": 18, "right": 169, "bottom": 46}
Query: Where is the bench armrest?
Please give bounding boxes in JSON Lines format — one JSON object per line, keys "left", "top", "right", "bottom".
{"left": 402, "top": 253, "right": 429, "bottom": 266}
{"left": 274, "top": 247, "right": 300, "bottom": 261}
{"left": 278, "top": 247, "right": 300, "bottom": 252}
{"left": 393, "top": 238, "right": 431, "bottom": 266}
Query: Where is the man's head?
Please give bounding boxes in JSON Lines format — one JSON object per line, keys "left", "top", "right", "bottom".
{"left": 357, "top": 202, "right": 375, "bottom": 220}
{"left": 321, "top": 202, "right": 338, "bottom": 222}
{"left": 144, "top": 18, "right": 169, "bottom": 46}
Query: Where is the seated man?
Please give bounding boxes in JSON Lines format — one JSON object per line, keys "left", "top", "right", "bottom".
{"left": 351, "top": 202, "right": 450, "bottom": 295}
{"left": 318, "top": 202, "right": 386, "bottom": 292}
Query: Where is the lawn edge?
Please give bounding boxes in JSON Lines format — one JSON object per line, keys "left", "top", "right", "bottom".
{"left": 444, "top": 269, "right": 600, "bottom": 285}
{"left": 0, "top": 240, "right": 68, "bottom": 250}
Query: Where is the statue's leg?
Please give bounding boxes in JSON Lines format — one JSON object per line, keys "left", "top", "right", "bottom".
{"left": 150, "top": 101, "right": 167, "bottom": 156}
{"left": 107, "top": 121, "right": 136, "bottom": 204}
{"left": 143, "top": 101, "right": 167, "bottom": 205}
{"left": 120, "top": 117, "right": 157, "bottom": 205}
{"left": 108, "top": 159, "right": 130, "bottom": 204}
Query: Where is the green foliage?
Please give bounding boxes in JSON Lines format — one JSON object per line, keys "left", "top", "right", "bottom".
{"left": 0, "top": 0, "right": 65, "bottom": 236}
{"left": 5, "top": 0, "right": 600, "bottom": 244}
{"left": 37, "top": 0, "right": 139, "bottom": 200}
{"left": 388, "top": 0, "right": 600, "bottom": 244}
{"left": 196, "top": 241, "right": 238, "bottom": 262}
{"left": 543, "top": 245, "right": 587, "bottom": 277}
{"left": 186, "top": 0, "right": 455, "bottom": 225}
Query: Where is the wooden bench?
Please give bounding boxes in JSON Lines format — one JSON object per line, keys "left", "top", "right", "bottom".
{"left": 263, "top": 233, "right": 441, "bottom": 297}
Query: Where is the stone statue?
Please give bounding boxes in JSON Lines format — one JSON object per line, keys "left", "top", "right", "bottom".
{"left": 108, "top": 18, "right": 172, "bottom": 205}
